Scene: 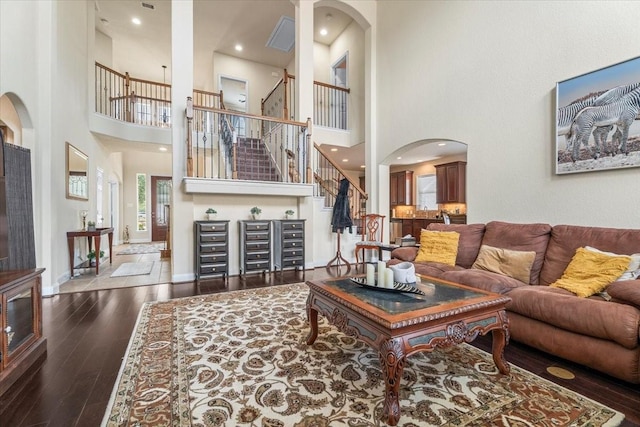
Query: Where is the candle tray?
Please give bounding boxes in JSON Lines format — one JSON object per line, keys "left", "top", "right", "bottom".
{"left": 350, "top": 276, "right": 425, "bottom": 295}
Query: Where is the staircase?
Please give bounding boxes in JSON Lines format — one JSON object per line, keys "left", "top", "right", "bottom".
{"left": 235, "top": 137, "right": 280, "bottom": 182}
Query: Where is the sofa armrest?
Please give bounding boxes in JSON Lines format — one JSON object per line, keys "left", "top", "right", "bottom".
{"left": 607, "top": 280, "right": 640, "bottom": 309}
{"left": 391, "top": 246, "right": 418, "bottom": 262}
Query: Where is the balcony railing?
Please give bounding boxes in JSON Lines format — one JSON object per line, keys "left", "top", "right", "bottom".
{"left": 95, "top": 63, "right": 172, "bottom": 127}
{"left": 95, "top": 63, "right": 225, "bottom": 127}
{"left": 261, "top": 69, "right": 350, "bottom": 130}
{"left": 313, "top": 143, "right": 367, "bottom": 220}
{"left": 186, "top": 100, "right": 311, "bottom": 185}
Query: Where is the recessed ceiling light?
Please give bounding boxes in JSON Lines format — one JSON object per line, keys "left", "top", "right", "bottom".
{"left": 330, "top": 148, "right": 338, "bottom": 152}
{"left": 320, "top": 28, "right": 328, "bottom": 36}
{"left": 132, "top": 17, "right": 141, "bottom": 25}
{"left": 396, "top": 156, "right": 402, "bottom": 160}
{"left": 342, "top": 158, "right": 348, "bottom": 162}
{"left": 438, "top": 142, "right": 446, "bottom": 146}
{"left": 159, "top": 147, "right": 168, "bottom": 152}
{"left": 235, "top": 44, "right": 243, "bottom": 51}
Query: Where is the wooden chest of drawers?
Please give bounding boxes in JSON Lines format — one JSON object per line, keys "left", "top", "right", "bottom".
{"left": 194, "top": 220, "right": 229, "bottom": 280}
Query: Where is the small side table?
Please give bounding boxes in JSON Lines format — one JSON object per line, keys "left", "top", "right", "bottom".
{"left": 67, "top": 227, "right": 114, "bottom": 276}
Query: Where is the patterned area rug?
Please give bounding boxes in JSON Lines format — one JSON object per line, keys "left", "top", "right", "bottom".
{"left": 116, "top": 243, "right": 165, "bottom": 255}
{"left": 102, "top": 283, "right": 624, "bottom": 427}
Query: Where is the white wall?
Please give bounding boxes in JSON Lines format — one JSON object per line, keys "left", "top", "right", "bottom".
{"left": 95, "top": 29, "right": 112, "bottom": 67}
{"left": 376, "top": 1, "right": 640, "bottom": 229}
{"left": 329, "top": 20, "right": 365, "bottom": 146}
{"left": 0, "top": 0, "right": 125, "bottom": 294}
{"left": 313, "top": 42, "right": 331, "bottom": 82}
{"left": 212, "top": 52, "right": 284, "bottom": 115}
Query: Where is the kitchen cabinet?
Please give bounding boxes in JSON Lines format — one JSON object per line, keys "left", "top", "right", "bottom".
{"left": 0, "top": 269, "right": 46, "bottom": 397}
{"left": 390, "top": 171, "right": 414, "bottom": 206}
{"left": 435, "top": 161, "right": 466, "bottom": 203}
{"left": 398, "top": 218, "right": 445, "bottom": 239}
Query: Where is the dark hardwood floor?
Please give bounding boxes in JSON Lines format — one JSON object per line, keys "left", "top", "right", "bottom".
{"left": 1, "top": 267, "right": 638, "bottom": 426}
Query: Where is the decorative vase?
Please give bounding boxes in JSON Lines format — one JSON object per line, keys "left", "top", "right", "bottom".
{"left": 88, "top": 225, "right": 96, "bottom": 231}
{"left": 207, "top": 213, "right": 217, "bottom": 220}
{"left": 252, "top": 213, "right": 260, "bottom": 220}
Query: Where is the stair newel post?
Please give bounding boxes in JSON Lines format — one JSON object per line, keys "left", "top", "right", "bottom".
{"left": 232, "top": 130, "right": 238, "bottom": 180}
{"left": 283, "top": 68, "right": 289, "bottom": 120}
{"left": 306, "top": 117, "right": 313, "bottom": 184}
{"left": 186, "top": 97, "right": 194, "bottom": 177}
{"left": 219, "top": 90, "right": 225, "bottom": 109}
{"left": 125, "top": 72, "right": 131, "bottom": 122}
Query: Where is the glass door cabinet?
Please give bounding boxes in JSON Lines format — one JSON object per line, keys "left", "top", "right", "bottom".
{"left": 0, "top": 269, "right": 45, "bottom": 397}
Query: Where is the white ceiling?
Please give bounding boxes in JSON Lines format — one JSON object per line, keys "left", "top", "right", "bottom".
{"left": 93, "top": 1, "right": 467, "bottom": 167}
{"left": 94, "top": 1, "right": 354, "bottom": 82}
{"left": 323, "top": 141, "right": 468, "bottom": 172}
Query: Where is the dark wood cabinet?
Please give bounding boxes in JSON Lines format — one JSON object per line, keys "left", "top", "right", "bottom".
{"left": 390, "top": 171, "right": 414, "bottom": 206}
{"left": 435, "top": 161, "right": 466, "bottom": 203}
{"left": 273, "top": 220, "right": 306, "bottom": 273}
{"left": 399, "top": 218, "right": 446, "bottom": 238}
{"left": 239, "top": 220, "right": 271, "bottom": 276}
{"left": 0, "top": 268, "right": 46, "bottom": 397}
{"left": 194, "top": 220, "right": 229, "bottom": 280}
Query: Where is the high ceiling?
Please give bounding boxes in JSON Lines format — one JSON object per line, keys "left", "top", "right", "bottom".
{"left": 93, "top": 1, "right": 467, "bottom": 169}
{"left": 94, "top": 1, "right": 353, "bottom": 83}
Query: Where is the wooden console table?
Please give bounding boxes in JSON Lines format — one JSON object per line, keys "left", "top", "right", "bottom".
{"left": 67, "top": 227, "right": 114, "bottom": 276}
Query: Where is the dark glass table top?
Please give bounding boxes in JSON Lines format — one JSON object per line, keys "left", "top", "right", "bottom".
{"left": 325, "top": 277, "right": 486, "bottom": 315}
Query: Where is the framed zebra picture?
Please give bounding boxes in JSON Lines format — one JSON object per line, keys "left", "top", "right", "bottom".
{"left": 555, "top": 55, "right": 640, "bottom": 174}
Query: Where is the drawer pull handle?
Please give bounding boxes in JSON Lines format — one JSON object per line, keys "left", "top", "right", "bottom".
{"left": 292, "top": 243, "right": 296, "bottom": 246}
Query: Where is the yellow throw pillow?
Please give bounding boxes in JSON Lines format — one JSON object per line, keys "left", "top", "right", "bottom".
{"left": 550, "top": 247, "right": 631, "bottom": 298}
{"left": 471, "top": 244, "right": 536, "bottom": 283}
{"left": 415, "top": 230, "right": 460, "bottom": 266}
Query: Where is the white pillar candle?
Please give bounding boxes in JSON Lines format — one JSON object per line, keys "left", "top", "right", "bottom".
{"left": 385, "top": 268, "right": 395, "bottom": 289}
{"left": 377, "top": 261, "right": 386, "bottom": 287}
{"left": 366, "top": 263, "right": 375, "bottom": 286}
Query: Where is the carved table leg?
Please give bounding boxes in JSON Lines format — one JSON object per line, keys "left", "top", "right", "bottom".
{"left": 378, "top": 338, "right": 405, "bottom": 426}
{"left": 491, "top": 325, "right": 510, "bottom": 375}
{"left": 306, "top": 295, "right": 318, "bottom": 345}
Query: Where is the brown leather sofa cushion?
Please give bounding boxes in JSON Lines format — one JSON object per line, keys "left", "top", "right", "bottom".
{"left": 539, "top": 225, "right": 640, "bottom": 286}
{"left": 426, "top": 223, "right": 485, "bottom": 268}
{"left": 481, "top": 221, "right": 552, "bottom": 285}
{"left": 389, "top": 246, "right": 418, "bottom": 262}
{"left": 507, "top": 286, "right": 640, "bottom": 349}
{"left": 607, "top": 280, "right": 640, "bottom": 309}
{"left": 441, "top": 269, "right": 527, "bottom": 294}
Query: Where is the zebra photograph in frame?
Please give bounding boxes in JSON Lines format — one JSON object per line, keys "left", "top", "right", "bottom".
{"left": 556, "top": 55, "right": 640, "bottom": 174}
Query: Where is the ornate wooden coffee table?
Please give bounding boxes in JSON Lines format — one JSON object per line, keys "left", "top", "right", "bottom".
{"left": 305, "top": 275, "right": 511, "bottom": 426}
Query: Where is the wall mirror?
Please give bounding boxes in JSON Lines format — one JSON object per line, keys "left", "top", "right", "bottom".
{"left": 66, "top": 142, "right": 88, "bottom": 200}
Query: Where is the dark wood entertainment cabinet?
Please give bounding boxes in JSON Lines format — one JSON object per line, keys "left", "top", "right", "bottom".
{"left": 0, "top": 268, "right": 46, "bottom": 397}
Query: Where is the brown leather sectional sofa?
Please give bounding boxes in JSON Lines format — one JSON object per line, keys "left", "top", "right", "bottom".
{"left": 388, "top": 221, "right": 640, "bottom": 383}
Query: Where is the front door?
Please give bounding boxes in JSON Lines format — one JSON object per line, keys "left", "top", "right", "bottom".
{"left": 151, "top": 176, "right": 171, "bottom": 242}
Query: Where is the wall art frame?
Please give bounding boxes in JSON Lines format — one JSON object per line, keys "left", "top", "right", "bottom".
{"left": 555, "top": 55, "right": 640, "bottom": 174}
